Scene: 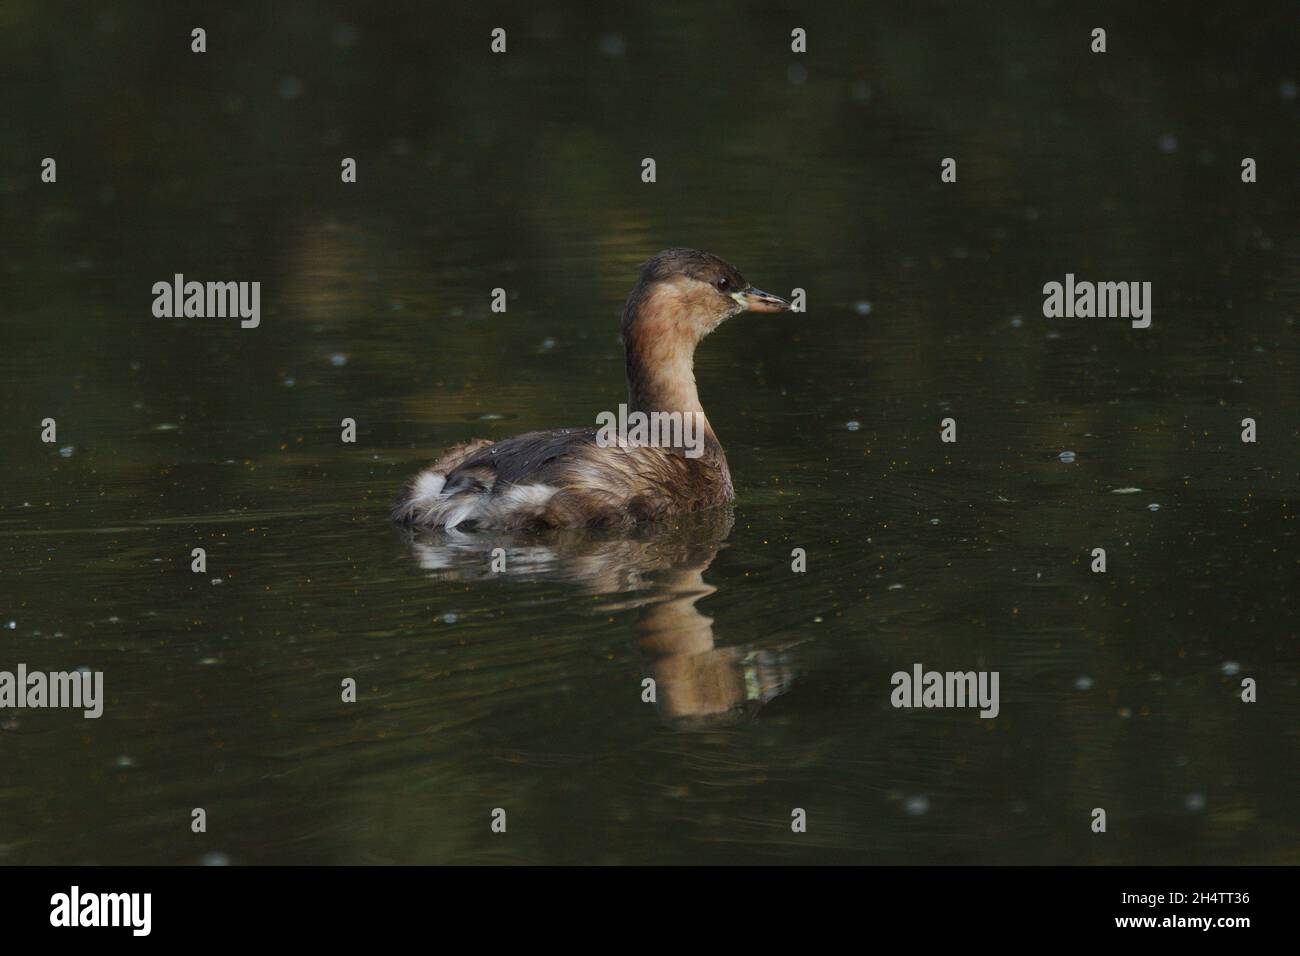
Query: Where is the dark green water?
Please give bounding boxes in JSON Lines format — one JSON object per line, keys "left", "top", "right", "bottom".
{"left": 1, "top": 2, "right": 1297, "bottom": 864}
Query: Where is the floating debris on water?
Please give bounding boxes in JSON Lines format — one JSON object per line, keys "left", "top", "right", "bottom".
{"left": 904, "top": 795, "right": 930, "bottom": 817}
{"left": 854, "top": 301, "right": 873, "bottom": 316}
{"left": 1059, "top": 450, "right": 1076, "bottom": 463}
{"left": 1074, "top": 676, "right": 1094, "bottom": 691}
{"left": 1220, "top": 661, "right": 1241, "bottom": 676}
{"left": 1111, "top": 487, "right": 1142, "bottom": 494}
{"left": 846, "top": 420, "right": 861, "bottom": 431}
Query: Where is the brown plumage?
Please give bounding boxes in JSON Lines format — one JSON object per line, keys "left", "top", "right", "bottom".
{"left": 393, "top": 249, "right": 790, "bottom": 531}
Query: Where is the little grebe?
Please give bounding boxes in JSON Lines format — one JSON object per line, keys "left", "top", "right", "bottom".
{"left": 392, "top": 248, "right": 790, "bottom": 530}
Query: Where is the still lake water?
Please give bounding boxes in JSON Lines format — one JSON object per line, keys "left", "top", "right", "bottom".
{"left": 1, "top": 3, "right": 1297, "bottom": 864}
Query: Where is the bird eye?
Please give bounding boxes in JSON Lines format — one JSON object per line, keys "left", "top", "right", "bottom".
{"left": 715, "top": 277, "right": 730, "bottom": 291}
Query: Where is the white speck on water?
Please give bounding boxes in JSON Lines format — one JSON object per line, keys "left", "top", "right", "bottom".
{"left": 441, "top": 612, "right": 458, "bottom": 624}
{"left": 5, "top": 621, "right": 15, "bottom": 630}
{"left": 1117, "top": 706, "right": 1132, "bottom": 719}
{"left": 199, "top": 657, "right": 221, "bottom": 666}
{"left": 1184, "top": 792, "right": 1206, "bottom": 812}
{"left": 1220, "top": 660, "right": 1241, "bottom": 676}
{"left": 114, "top": 755, "right": 136, "bottom": 770}
{"left": 1074, "top": 676, "right": 1094, "bottom": 691}
{"left": 904, "top": 795, "right": 930, "bottom": 817}
{"left": 846, "top": 420, "right": 861, "bottom": 431}
{"left": 152, "top": 423, "right": 179, "bottom": 432}
{"left": 540, "top": 337, "right": 556, "bottom": 351}
{"left": 1148, "top": 503, "right": 1161, "bottom": 512}
{"left": 854, "top": 301, "right": 873, "bottom": 316}
{"left": 887, "top": 583, "right": 904, "bottom": 591}
{"left": 58, "top": 446, "right": 75, "bottom": 458}
{"left": 1111, "top": 487, "right": 1142, "bottom": 494}
{"left": 1010, "top": 316, "right": 1023, "bottom": 328}
{"left": 211, "top": 578, "right": 224, "bottom": 585}
{"left": 598, "top": 33, "right": 626, "bottom": 58}
{"left": 329, "top": 353, "right": 348, "bottom": 367}
{"left": 929, "top": 518, "right": 940, "bottom": 525}
{"left": 1059, "top": 451, "right": 1076, "bottom": 463}
{"left": 812, "top": 615, "right": 823, "bottom": 623}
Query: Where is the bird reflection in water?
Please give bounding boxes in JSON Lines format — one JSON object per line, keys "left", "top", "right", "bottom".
{"left": 401, "top": 507, "right": 797, "bottom": 727}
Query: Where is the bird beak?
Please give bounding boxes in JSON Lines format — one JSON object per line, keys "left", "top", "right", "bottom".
{"left": 730, "top": 287, "right": 791, "bottom": 312}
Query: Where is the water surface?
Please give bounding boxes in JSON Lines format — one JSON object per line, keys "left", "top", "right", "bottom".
{"left": 1, "top": 2, "right": 1297, "bottom": 864}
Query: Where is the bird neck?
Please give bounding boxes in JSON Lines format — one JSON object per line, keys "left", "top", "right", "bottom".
{"left": 624, "top": 325, "right": 722, "bottom": 447}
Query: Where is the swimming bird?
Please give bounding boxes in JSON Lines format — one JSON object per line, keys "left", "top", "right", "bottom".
{"left": 392, "top": 248, "right": 790, "bottom": 530}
